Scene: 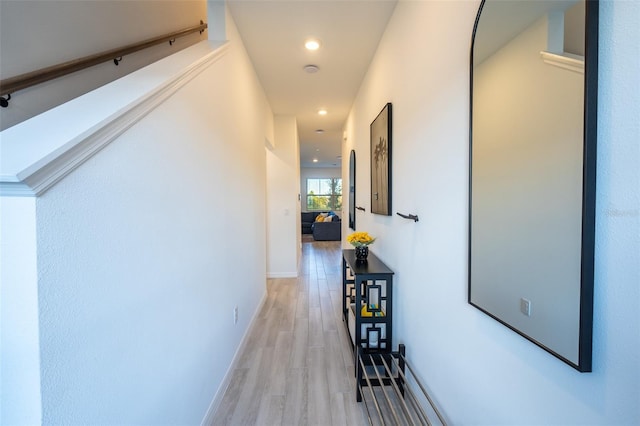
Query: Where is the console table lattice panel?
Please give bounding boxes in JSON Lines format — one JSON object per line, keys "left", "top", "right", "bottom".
{"left": 342, "top": 249, "right": 394, "bottom": 367}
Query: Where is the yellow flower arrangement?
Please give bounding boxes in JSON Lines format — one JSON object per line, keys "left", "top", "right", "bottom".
{"left": 346, "top": 231, "right": 376, "bottom": 247}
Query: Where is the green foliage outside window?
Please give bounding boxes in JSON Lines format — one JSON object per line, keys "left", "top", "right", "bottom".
{"left": 307, "top": 178, "right": 342, "bottom": 211}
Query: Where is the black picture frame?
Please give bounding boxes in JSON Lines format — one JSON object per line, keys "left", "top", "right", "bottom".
{"left": 349, "top": 150, "right": 356, "bottom": 230}
{"left": 370, "top": 103, "right": 392, "bottom": 216}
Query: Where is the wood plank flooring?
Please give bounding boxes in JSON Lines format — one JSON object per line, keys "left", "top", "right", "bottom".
{"left": 211, "top": 241, "right": 367, "bottom": 426}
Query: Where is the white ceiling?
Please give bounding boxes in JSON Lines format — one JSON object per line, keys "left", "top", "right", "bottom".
{"left": 227, "top": 0, "right": 397, "bottom": 168}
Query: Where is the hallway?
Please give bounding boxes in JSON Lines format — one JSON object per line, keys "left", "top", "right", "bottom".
{"left": 211, "top": 241, "right": 367, "bottom": 425}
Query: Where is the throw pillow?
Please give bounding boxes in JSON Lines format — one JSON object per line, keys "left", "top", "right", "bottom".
{"left": 315, "top": 215, "right": 324, "bottom": 222}
{"left": 324, "top": 215, "right": 333, "bottom": 222}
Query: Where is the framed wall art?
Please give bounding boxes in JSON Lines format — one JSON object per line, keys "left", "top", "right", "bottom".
{"left": 371, "top": 103, "right": 392, "bottom": 216}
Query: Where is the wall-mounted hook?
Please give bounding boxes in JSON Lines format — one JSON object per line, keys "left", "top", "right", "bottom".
{"left": 169, "top": 38, "right": 176, "bottom": 46}
{"left": 199, "top": 20, "right": 205, "bottom": 34}
{"left": 0, "top": 94, "right": 11, "bottom": 108}
{"left": 113, "top": 57, "right": 123, "bottom": 66}
{"left": 356, "top": 206, "right": 366, "bottom": 212}
{"left": 397, "top": 212, "right": 419, "bottom": 222}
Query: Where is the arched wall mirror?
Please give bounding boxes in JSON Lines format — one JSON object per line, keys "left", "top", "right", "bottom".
{"left": 349, "top": 150, "right": 356, "bottom": 230}
{"left": 468, "top": 0, "right": 598, "bottom": 371}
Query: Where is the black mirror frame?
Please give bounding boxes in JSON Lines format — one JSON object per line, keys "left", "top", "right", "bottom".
{"left": 468, "top": 0, "right": 598, "bottom": 372}
{"left": 349, "top": 150, "right": 356, "bottom": 230}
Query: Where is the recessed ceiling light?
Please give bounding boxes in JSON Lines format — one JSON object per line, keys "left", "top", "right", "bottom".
{"left": 303, "top": 64, "right": 319, "bottom": 73}
{"left": 305, "top": 39, "right": 321, "bottom": 50}
{"left": 313, "top": 158, "right": 319, "bottom": 163}
{"left": 318, "top": 109, "right": 327, "bottom": 116}
{"left": 316, "top": 148, "right": 320, "bottom": 152}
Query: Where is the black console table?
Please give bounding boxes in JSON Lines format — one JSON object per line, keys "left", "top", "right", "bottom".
{"left": 342, "top": 249, "right": 394, "bottom": 366}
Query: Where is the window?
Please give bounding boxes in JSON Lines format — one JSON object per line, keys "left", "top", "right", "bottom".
{"left": 306, "top": 178, "right": 342, "bottom": 211}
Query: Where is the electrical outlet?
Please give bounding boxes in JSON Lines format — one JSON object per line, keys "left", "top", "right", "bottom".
{"left": 233, "top": 306, "right": 238, "bottom": 324}
{"left": 520, "top": 298, "right": 531, "bottom": 316}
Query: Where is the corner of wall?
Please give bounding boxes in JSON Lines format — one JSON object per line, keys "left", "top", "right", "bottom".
{"left": 0, "top": 197, "right": 42, "bottom": 424}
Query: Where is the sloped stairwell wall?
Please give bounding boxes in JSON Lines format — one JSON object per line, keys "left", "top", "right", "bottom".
{"left": 1, "top": 9, "right": 273, "bottom": 425}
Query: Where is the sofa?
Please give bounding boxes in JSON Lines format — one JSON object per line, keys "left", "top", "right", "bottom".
{"left": 312, "top": 218, "right": 341, "bottom": 241}
{"left": 301, "top": 211, "right": 342, "bottom": 241}
{"left": 301, "top": 211, "right": 320, "bottom": 234}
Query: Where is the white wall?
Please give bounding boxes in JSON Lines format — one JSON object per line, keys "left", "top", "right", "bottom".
{"left": 266, "top": 116, "right": 301, "bottom": 278}
{"left": 0, "top": 6, "right": 274, "bottom": 425}
{"left": 300, "top": 167, "right": 342, "bottom": 213}
{"left": 0, "top": 0, "right": 207, "bottom": 131}
{"left": 343, "top": 0, "right": 639, "bottom": 424}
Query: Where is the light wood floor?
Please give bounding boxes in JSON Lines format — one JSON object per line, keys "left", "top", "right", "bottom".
{"left": 211, "top": 241, "right": 367, "bottom": 426}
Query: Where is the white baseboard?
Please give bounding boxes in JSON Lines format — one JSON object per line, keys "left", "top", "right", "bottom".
{"left": 200, "top": 290, "right": 268, "bottom": 425}
{"left": 266, "top": 271, "right": 298, "bottom": 278}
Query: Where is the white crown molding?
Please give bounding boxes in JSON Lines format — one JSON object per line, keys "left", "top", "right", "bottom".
{"left": 540, "top": 51, "right": 584, "bottom": 74}
{"left": 0, "top": 41, "right": 229, "bottom": 197}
